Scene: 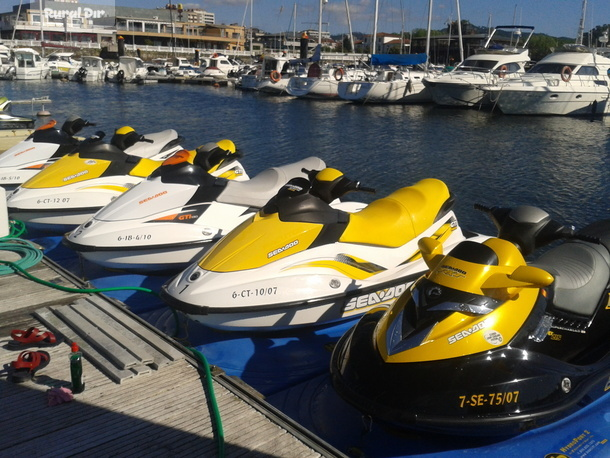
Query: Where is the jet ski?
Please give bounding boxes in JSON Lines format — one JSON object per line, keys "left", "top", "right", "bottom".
{"left": 6, "top": 125, "right": 195, "bottom": 229}
{"left": 331, "top": 204, "right": 610, "bottom": 436}
{"left": 161, "top": 170, "right": 482, "bottom": 331}
{"left": 63, "top": 154, "right": 325, "bottom": 273}
{"left": 0, "top": 97, "right": 35, "bottom": 130}
{"left": 0, "top": 116, "right": 95, "bottom": 191}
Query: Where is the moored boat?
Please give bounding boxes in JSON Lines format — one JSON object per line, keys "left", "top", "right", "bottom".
{"left": 423, "top": 25, "right": 535, "bottom": 107}
{"left": 484, "top": 44, "right": 610, "bottom": 116}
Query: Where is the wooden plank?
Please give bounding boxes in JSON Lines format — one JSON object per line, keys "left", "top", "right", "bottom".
{"left": 67, "top": 300, "right": 158, "bottom": 366}
{"left": 50, "top": 304, "right": 141, "bottom": 369}
{"left": 34, "top": 308, "right": 136, "bottom": 383}
{"left": 87, "top": 297, "right": 185, "bottom": 363}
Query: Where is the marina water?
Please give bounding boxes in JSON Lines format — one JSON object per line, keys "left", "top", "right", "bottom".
{"left": 3, "top": 79, "right": 610, "bottom": 455}
{"left": 4, "top": 79, "right": 608, "bottom": 232}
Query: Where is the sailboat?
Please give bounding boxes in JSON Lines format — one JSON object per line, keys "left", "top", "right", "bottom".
{"left": 337, "top": 0, "right": 439, "bottom": 104}
{"left": 286, "top": 0, "right": 373, "bottom": 99}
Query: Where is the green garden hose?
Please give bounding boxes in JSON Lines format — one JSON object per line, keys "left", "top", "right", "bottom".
{"left": 188, "top": 346, "right": 225, "bottom": 457}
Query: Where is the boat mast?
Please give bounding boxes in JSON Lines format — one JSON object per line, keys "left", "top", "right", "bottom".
{"left": 318, "top": 0, "right": 323, "bottom": 46}
{"left": 292, "top": 3, "right": 297, "bottom": 55}
{"left": 425, "top": 0, "right": 433, "bottom": 66}
{"left": 456, "top": 0, "right": 464, "bottom": 62}
{"left": 576, "top": 0, "right": 587, "bottom": 45}
{"left": 12, "top": 0, "right": 23, "bottom": 44}
{"left": 39, "top": 0, "right": 45, "bottom": 56}
{"left": 250, "top": 0, "right": 253, "bottom": 55}
{"left": 372, "top": 0, "right": 378, "bottom": 54}
{"left": 345, "top": 0, "right": 354, "bottom": 54}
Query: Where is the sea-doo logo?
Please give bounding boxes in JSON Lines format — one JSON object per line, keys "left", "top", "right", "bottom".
{"left": 343, "top": 282, "right": 409, "bottom": 313}
{"left": 63, "top": 170, "right": 88, "bottom": 182}
{"left": 448, "top": 319, "right": 490, "bottom": 344}
{"left": 438, "top": 264, "right": 467, "bottom": 278}
{"left": 139, "top": 190, "right": 168, "bottom": 205}
{"left": 14, "top": 147, "right": 34, "bottom": 157}
{"left": 268, "top": 240, "right": 299, "bottom": 258}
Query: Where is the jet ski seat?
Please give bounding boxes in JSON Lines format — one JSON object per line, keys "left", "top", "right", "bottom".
{"left": 218, "top": 157, "right": 326, "bottom": 208}
{"left": 532, "top": 241, "right": 610, "bottom": 317}
{"left": 339, "top": 178, "right": 451, "bottom": 248}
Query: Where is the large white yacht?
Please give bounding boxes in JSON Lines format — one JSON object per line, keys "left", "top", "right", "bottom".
{"left": 423, "top": 25, "right": 535, "bottom": 107}
{"left": 483, "top": 43, "right": 610, "bottom": 116}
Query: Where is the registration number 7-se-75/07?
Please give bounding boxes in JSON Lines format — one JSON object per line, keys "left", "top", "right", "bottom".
{"left": 232, "top": 287, "right": 278, "bottom": 299}
{"left": 459, "top": 391, "right": 520, "bottom": 408}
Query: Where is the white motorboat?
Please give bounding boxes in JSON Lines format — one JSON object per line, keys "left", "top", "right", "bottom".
{"left": 105, "top": 56, "right": 148, "bottom": 84}
{"left": 483, "top": 44, "right": 610, "bottom": 116}
{"left": 338, "top": 54, "right": 434, "bottom": 104}
{"left": 237, "top": 54, "right": 303, "bottom": 95}
{"left": 423, "top": 25, "right": 535, "bottom": 107}
{"left": 200, "top": 53, "right": 239, "bottom": 80}
{"left": 12, "top": 48, "right": 49, "bottom": 80}
{"left": 45, "top": 52, "right": 80, "bottom": 79}
{"left": 0, "top": 43, "right": 15, "bottom": 80}
{"left": 286, "top": 62, "right": 373, "bottom": 99}
{"left": 72, "top": 56, "right": 107, "bottom": 83}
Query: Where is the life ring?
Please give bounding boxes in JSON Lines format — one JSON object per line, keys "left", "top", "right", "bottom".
{"left": 334, "top": 67, "right": 345, "bottom": 81}
{"left": 270, "top": 70, "right": 281, "bottom": 83}
{"left": 212, "top": 53, "right": 219, "bottom": 58}
{"left": 561, "top": 66, "right": 572, "bottom": 82}
{"left": 498, "top": 65, "right": 508, "bottom": 78}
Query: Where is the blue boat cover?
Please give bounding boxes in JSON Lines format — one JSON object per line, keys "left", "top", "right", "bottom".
{"left": 371, "top": 53, "right": 427, "bottom": 66}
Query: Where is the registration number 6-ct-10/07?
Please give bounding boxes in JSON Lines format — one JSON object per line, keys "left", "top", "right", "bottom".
{"left": 232, "top": 287, "right": 278, "bottom": 299}
{"left": 459, "top": 391, "right": 520, "bottom": 408}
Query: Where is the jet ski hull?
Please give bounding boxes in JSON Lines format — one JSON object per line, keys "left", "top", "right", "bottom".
{"left": 161, "top": 274, "right": 417, "bottom": 331}
{"left": 65, "top": 236, "right": 213, "bottom": 272}
{"left": 331, "top": 309, "right": 610, "bottom": 436}
{"left": 7, "top": 178, "right": 145, "bottom": 227}
{"left": 161, "top": 213, "right": 481, "bottom": 330}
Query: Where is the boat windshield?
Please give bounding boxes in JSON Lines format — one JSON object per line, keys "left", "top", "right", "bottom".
{"left": 457, "top": 59, "right": 497, "bottom": 72}
{"left": 528, "top": 63, "right": 576, "bottom": 74}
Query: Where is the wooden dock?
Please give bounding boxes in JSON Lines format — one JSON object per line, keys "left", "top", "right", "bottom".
{"left": 0, "top": 255, "right": 344, "bottom": 457}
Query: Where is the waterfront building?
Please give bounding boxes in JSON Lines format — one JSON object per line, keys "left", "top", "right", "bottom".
{"left": 0, "top": 1, "right": 246, "bottom": 53}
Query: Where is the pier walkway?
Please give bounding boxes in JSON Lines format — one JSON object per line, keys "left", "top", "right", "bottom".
{"left": 0, "top": 254, "right": 343, "bottom": 457}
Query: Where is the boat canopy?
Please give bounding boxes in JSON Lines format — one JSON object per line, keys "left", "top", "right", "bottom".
{"left": 371, "top": 53, "right": 427, "bottom": 66}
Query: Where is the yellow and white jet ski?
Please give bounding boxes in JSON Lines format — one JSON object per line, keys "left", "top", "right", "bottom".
{"left": 161, "top": 169, "right": 485, "bottom": 331}
{"left": 7, "top": 128, "right": 245, "bottom": 230}
{"left": 0, "top": 116, "right": 95, "bottom": 191}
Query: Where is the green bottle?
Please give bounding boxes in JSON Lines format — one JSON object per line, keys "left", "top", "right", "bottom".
{"left": 70, "top": 342, "right": 85, "bottom": 393}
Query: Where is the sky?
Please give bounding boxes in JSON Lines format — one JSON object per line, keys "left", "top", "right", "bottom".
{"left": 4, "top": 1, "right": 610, "bottom": 40}
{"left": 117, "top": 0, "right": 610, "bottom": 39}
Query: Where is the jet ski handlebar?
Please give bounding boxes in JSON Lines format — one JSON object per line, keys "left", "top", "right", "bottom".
{"left": 355, "top": 183, "right": 376, "bottom": 194}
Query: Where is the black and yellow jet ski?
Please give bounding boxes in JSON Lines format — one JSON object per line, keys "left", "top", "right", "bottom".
{"left": 331, "top": 204, "right": 610, "bottom": 436}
